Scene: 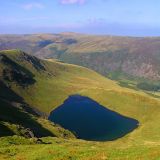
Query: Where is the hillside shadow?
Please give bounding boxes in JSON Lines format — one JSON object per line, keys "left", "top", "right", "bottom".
{"left": 0, "top": 81, "right": 55, "bottom": 138}
{"left": 0, "top": 98, "right": 56, "bottom": 138}
{"left": 19, "top": 52, "right": 46, "bottom": 71}
{"left": 0, "top": 54, "right": 36, "bottom": 87}
{"left": 0, "top": 80, "right": 40, "bottom": 116}
{"left": 0, "top": 123, "right": 15, "bottom": 137}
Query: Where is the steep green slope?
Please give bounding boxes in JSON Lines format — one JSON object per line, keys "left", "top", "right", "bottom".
{"left": 0, "top": 49, "right": 160, "bottom": 159}
{"left": 0, "top": 49, "right": 160, "bottom": 145}
{"left": 0, "top": 50, "right": 76, "bottom": 138}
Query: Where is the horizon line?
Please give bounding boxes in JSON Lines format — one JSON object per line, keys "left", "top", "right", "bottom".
{"left": 0, "top": 32, "right": 160, "bottom": 38}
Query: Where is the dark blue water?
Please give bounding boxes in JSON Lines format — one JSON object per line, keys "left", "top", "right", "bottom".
{"left": 49, "top": 95, "right": 138, "bottom": 141}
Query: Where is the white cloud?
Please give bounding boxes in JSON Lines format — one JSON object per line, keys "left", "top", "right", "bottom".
{"left": 22, "top": 2, "right": 45, "bottom": 10}
{"left": 60, "top": 0, "right": 85, "bottom": 5}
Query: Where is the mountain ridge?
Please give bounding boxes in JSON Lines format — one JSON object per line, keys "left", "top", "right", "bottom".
{"left": 0, "top": 33, "right": 160, "bottom": 82}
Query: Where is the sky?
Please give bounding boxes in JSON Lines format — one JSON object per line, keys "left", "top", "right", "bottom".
{"left": 1, "top": 0, "right": 160, "bottom": 36}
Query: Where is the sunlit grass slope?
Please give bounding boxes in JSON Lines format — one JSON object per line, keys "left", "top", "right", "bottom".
{"left": 1, "top": 136, "right": 160, "bottom": 160}
{"left": 0, "top": 49, "right": 160, "bottom": 159}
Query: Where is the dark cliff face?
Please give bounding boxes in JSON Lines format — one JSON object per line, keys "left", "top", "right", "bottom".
{"left": 0, "top": 53, "right": 36, "bottom": 87}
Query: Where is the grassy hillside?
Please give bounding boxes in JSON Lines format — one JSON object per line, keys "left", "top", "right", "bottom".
{"left": 0, "top": 33, "right": 160, "bottom": 84}
{"left": 0, "top": 49, "right": 160, "bottom": 140}
{"left": 1, "top": 136, "right": 160, "bottom": 160}
{"left": 0, "top": 50, "right": 76, "bottom": 139}
{"left": 0, "top": 49, "right": 160, "bottom": 159}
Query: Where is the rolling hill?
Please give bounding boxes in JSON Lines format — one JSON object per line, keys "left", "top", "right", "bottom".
{"left": 0, "top": 33, "right": 160, "bottom": 85}
{"left": 0, "top": 49, "right": 160, "bottom": 159}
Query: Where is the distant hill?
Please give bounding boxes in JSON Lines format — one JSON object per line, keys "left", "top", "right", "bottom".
{"left": 0, "top": 33, "right": 160, "bottom": 83}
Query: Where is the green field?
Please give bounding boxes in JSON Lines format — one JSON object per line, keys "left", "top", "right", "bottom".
{"left": 0, "top": 50, "right": 160, "bottom": 159}
{"left": 1, "top": 136, "right": 160, "bottom": 160}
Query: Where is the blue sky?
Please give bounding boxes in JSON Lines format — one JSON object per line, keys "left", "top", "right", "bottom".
{"left": 1, "top": 0, "right": 160, "bottom": 36}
